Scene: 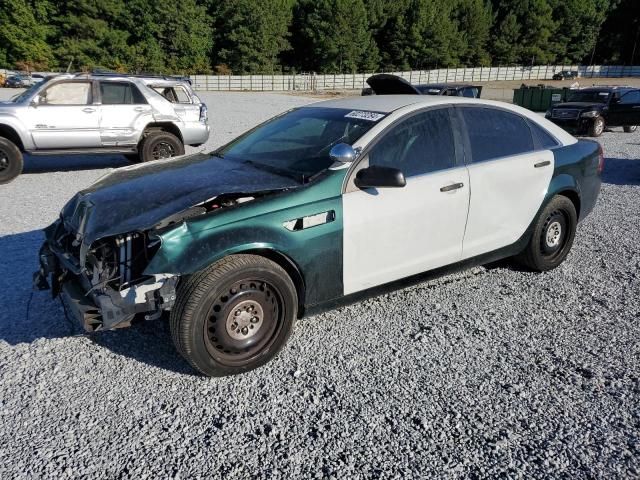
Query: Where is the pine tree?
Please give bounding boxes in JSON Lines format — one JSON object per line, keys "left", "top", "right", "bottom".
{"left": 211, "top": 0, "right": 294, "bottom": 74}
{"left": 0, "top": 0, "right": 55, "bottom": 69}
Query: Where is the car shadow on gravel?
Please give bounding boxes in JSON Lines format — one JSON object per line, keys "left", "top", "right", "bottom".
{"left": 89, "top": 319, "right": 197, "bottom": 375}
{"left": 602, "top": 157, "right": 640, "bottom": 186}
{"left": 22, "top": 153, "right": 129, "bottom": 173}
{"left": 0, "top": 229, "right": 195, "bottom": 374}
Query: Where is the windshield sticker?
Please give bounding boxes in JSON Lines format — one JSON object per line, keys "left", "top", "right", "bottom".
{"left": 344, "top": 110, "right": 385, "bottom": 122}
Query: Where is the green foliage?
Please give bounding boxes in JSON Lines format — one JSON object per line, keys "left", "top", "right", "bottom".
{"left": 0, "top": 0, "right": 55, "bottom": 69}
{"left": 211, "top": 0, "right": 294, "bottom": 74}
{"left": 0, "top": 0, "right": 633, "bottom": 73}
{"left": 290, "top": 0, "right": 379, "bottom": 73}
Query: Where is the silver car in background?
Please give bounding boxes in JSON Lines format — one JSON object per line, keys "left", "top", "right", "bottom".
{"left": 0, "top": 73, "right": 210, "bottom": 183}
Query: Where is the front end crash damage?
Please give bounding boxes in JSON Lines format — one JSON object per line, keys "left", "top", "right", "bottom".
{"left": 33, "top": 191, "right": 274, "bottom": 332}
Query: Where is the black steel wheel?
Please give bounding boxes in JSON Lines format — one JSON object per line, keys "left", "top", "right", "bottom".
{"left": 139, "top": 131, "right": 184, "bottom": 163}
{"left": 518, "top": 195, "right": 577, "bottom": 272}
{"left": 170, "top": 255, "right": 297, "bottom": 376}
{"left": 0, "top": 137, "right": 23, "bottom": 184}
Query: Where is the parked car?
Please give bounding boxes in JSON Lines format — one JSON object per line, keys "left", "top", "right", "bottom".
{"left": 552, "top": 70, "right": 579, "bottom": 81}
{"left": 0, "top": 73, "right": 209, "bottom": 183}
{"left": 34, "top": 95, "right": 602, "bottom": 377}
{"left": 4, "top": 75, "right": 31, "bottom": 88}
{"left": 545, "top": 86, "right": 640, "bottom": 137}
{"left": 362, "top": 74, "right": 482, "bottom": 98}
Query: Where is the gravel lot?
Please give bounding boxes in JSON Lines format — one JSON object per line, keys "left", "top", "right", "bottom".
{"left": 0, "top": 89, "right": 639, "bottom": 479}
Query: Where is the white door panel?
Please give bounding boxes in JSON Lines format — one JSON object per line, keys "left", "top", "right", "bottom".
{"left": 343, "top": 166, "right": 470, "bottom": 295}
{"left": 462, "top": 150, "right": 554, "bottom": 259}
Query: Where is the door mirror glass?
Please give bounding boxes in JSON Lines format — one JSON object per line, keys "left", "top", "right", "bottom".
{"left": 354, "top": 165, "right": 406, "bottom": 189}
{"left": 329, "top": 143, "right": 357, "bottom": 164}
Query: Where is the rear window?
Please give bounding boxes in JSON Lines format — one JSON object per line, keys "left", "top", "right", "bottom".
{"left": 461, "top": 107, "right": 534, "bottom": 162}
{"left": 100, "top": 82, "right": 147, "bottom": 105}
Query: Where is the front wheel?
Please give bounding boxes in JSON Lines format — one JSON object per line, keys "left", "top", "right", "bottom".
{"left": 588, "top": 116, "right": 605, "bottom": 137}
{"left": 0, "top": 137, "right": 23, "bottom": 184}
{"left": 170, "top": 255, "right": 298, "bottom": 376}
{"left": 623, "top": 125, "right": 637, "bottom": 133}
{"left": 517, "top": 195, "right": 578, "bottom": 272}
{"left": 140, "top": 131, "right": 184, "bottom": 163}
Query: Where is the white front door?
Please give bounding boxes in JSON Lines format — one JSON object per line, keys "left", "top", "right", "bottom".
{"left": 27, "top": 80, "right": 101, "bottom": 149}
{"left": 98, "top": 81, "right": 153, "bottom": 146}
{"left": 457, "top": 106, "right": 555, "bottom": 259}
{"left": 342, "top": 107, "right": 470, "bottom": 295}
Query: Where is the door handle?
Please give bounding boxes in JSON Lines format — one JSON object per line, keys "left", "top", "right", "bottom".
{"left": 82, "top": 107, "right": 96, "bottom": 113}
{"left": 440, "top": 182, "right": 464, "bottom": 192}
{"left": 134, "top": 107, "right": 147, "bottom": 112}
{"left": 534, "top": 160, "right": 551, "bottom": 168}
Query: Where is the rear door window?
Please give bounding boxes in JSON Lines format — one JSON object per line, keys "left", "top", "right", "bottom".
{"left": 461, "top": 107, "right": 534, "bottom": 162}
{"left": 529, "top": 120, "right": 559, "bottom": 149}
{"left": 100, "top": 82, "right": 147, "bottom": 105}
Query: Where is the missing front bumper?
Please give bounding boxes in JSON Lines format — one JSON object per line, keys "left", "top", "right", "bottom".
{"left": 34, "top": 241, "right": 178, "bottom": 332}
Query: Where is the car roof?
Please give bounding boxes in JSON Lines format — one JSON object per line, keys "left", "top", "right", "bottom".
{"left": 307, "top": 94, "right": 498, "bottom": 113}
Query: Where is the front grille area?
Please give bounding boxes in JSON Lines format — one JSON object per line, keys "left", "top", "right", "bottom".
{"left": 552, "top": 108, "right": 580, "bottom": 120}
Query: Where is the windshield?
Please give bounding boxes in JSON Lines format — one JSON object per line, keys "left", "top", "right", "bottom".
{"left": 217, "top": 107, "right": 385, "bottom": 182}
{"left": 567, "top": 90, "right": 610, "bottom": 103}
{"left": 10, "top": 78, "right": 50, "bottom": 103}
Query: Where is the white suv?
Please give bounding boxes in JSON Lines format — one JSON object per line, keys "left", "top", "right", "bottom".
{"left": 0, "top": 73, "right": 210, "bottom": 183}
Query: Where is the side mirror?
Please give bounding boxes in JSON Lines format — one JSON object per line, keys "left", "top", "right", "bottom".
{"left": 30, "top": 95, "right": 40, "bottom": 107}
{"left": 329, "top": 143, "right": 357, "bottom": 164}
{"left": 354, "top": 165, "right": 406, "bottom": 189}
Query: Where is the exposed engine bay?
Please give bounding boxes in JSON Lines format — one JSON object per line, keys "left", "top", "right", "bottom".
{"left": 35, "top": 192, "right": 263, "bottom": 332}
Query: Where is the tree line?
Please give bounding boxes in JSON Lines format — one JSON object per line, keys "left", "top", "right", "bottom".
{"left": 0, "top": 0, "right": 637, "bottom": 75}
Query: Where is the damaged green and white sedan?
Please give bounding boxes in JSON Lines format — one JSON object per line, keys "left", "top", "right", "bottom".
{"left": 34, "top": 96, "right": 602, "bottom": 376}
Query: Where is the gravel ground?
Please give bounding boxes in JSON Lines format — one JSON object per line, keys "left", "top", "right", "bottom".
{"left": 0, "top": 89, "right": 639, "bottom": 479}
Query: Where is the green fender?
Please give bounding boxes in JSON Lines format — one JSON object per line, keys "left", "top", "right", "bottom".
{"left": 144, "top": 170, "right": 347, "bottom": 306}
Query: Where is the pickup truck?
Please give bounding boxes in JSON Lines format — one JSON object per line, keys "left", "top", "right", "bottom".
{"left": 0, "top": 73, "right": 209, "bottom": 183}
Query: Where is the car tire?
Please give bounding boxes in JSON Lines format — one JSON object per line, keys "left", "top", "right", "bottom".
{"left": 139, "top": 131, "right": 184, "bottom": 163}
{"left": 518, "top": 195, "right": 578, "bottom": 272}
{"left": 623, "top": 125, "right": 637, "bottom": 133}
{"left": 588, "top": 116, "right": 605, "bottom": 137}
{"left": 0, "top": 137, "right": 23, "bottom": 184}
{"left": 170, "top": 254, "right": 298, "bottom": 377}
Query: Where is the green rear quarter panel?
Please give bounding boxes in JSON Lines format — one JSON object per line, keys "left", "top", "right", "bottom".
{"left": 144, "top": 169, "right": 347, "bottom": 306}
{"left": 549, "top": 139, "right": 601, "bottom": 220}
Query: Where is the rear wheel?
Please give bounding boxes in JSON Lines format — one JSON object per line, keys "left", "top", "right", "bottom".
{"left": 623, "top": 125, "right": 637, "bottom": 133}
{"left": 588, "top": 116, "right": 605, "bottom": 137}
{"left": 518, "top": 195, "right": 577, "bottom": 272}
{"left": 139, "top": 131, "right": 184, "bottom": 163}
{"left": 170, "top": 255, "right": 298, "bottom": 376}
{"left": 0, "top": 137, "right": 23, "bottom": 184}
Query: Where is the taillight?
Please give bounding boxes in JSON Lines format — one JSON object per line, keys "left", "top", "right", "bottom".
{"left": 597, "top": 144, "right": 604, "bottom": 174}
{"left": 199, "top": 104, "right": 208, "bottom": 123}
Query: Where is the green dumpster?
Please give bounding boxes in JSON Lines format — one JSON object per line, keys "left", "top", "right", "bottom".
{"left": 513, "top": 85, "right": 570, "bottom": 111}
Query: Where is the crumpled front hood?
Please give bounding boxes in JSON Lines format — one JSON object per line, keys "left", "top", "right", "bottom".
{"left": 61, "top": 153, "right": 299, "bottom": 245}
